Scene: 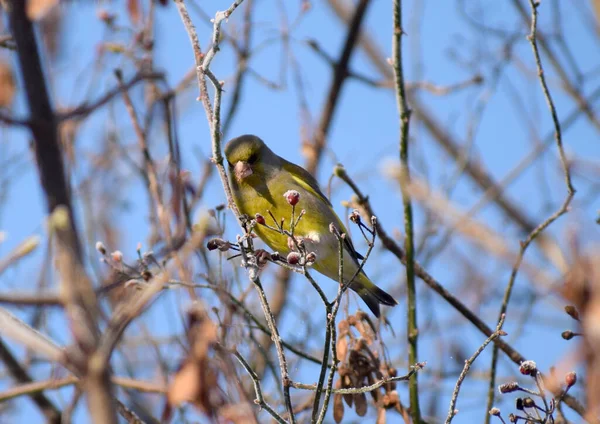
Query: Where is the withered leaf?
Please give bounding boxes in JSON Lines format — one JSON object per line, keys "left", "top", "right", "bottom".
{"left": 354, "top": 392, "right": 368, "bottom": 417}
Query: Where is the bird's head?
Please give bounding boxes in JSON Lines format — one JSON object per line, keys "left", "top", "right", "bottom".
{"left": 224, "top": 135, "right": 277, "bottom": 183}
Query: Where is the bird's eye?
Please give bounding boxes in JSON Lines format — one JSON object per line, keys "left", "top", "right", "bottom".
{"left": 247, "top": 154, "right": 258, "bottom": 164}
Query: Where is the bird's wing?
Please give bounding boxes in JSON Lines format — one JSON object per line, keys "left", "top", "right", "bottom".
{"left": 283, "top": 159, "right": 365, "bottom": 263}
{"left": 282, "top": 159, "right": 332, "bottom": 207}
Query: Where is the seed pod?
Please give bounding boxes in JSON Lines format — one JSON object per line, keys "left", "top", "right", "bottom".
{"left": 367, "top": 373, "right": 379, "bottom": 402}
{"left": 354, "top": 392, "right": 368, "bottom": 416}
{"left": 376, "top": 408, "right": 386, "bottom": 424}
{"left": 336, "top": 337, "right": 348, "bottom": 362}
{"left": 342, "top": 374, "right": 353, "bottom": 407}
{"left": 333, "top": 380, "right": 344, "bottom": 423}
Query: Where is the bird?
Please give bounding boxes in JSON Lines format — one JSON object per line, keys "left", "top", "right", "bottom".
{"left": 223, "top": 134, "right": 397, "bottom": 317}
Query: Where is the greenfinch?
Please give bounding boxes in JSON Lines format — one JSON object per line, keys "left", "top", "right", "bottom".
{"left": 224, "top": 135, "right": 397, "bottom": 317}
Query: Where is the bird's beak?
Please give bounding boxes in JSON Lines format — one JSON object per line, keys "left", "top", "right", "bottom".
{"left": 234, "top": 161, "right": 253, "bottom": 181}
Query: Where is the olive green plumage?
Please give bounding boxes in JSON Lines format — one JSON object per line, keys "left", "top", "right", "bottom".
{"left": 224, "top": 134, "right": 397, "bottom": 317}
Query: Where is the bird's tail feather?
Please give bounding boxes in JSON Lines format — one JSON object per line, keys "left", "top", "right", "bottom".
{"left": 350, "top": 276, "right": 397, "bottom": 318}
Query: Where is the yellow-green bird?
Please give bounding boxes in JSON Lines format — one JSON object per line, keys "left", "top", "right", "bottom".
{"left": 224, "top": 134, "right": 397, "bottom": 317}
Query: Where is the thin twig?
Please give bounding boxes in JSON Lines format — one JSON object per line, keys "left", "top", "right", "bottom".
{"left": 307, "top": 0, "right": 371, "bottom": 175}
{"left": 232, "top": 349, "right": 288, "bottom": 424}
{"left": 446, "top": 315, "right": 506, "bottom": 424}
{"left": 511, "top": 0, "right": 600, "bottom": 133}
{"left": 60, "top": 72, "right": 164, "bottom": 122}
{"left": 251, "top": 275, "right": 296, "bottom": 423}
{"left": 0, "top": 376, "right": 166, "bottom": 403}
{"left": 0, "top": 292, "right": 62, "bottom": 306}
{"left": 167, "top": 280, "right": 325, "bottom": 365}
{"left": 292, "top": 366, "right": 420, "bottom": 394}
{"left": 94, "top": 275, "right": 168, "bottom": 369}
{"left": 174, "top": 0, "right": 244, "bottom": 219}
{"left": 313, "top": 233, "right": 344, "bottom": 424}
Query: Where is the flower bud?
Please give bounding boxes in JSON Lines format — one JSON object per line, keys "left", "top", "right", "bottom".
{"left": 519, "top": 360, "right": 537, "bottom": 376}
{"left": 95, "top": 241, "right": 107, "bottom": 255}
{"left": 564, "top": 305, "right": 580, "bottom": 321}
{"left": 561, "top": 330, "right": 575, "bottom": 340}
{"left": 111, "top": 250, "right": 123, "bottom": 262}
{"left": 333, "top": 164, "right": 346, "bottom": 178}
{"left": 206, "top": 238, "right": 231, "bottom": 252}
{"left": 255, "top": 213, "right": 266, "bottom": 225}
{"left": 515, "top": 398, "right": 523, "bottom": 411}
{"left": 349, "top": 210, "right": 361, "bottom": 224}
{"left": 523, "top": 398, "right": 535, "bottom": 408}
{"left": 283, "top": 190, "right": 300, "bottom": 206}
{"left": 489, "top": 408, "right": 501, "bottom": 416}
{"left": 565, "top": 371, "right": 577, "bottom": 387}
{"left": 498, "top": 382, "right": 519, "bottom": 394}
{"left": 287, "top": 252, "right": 301, "bottom": 265}
{"left": 255, "top": 249, "right": 271, "bottom": 268}
{"left": 305, "top": 252, "right": 317, "bottom": 264}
